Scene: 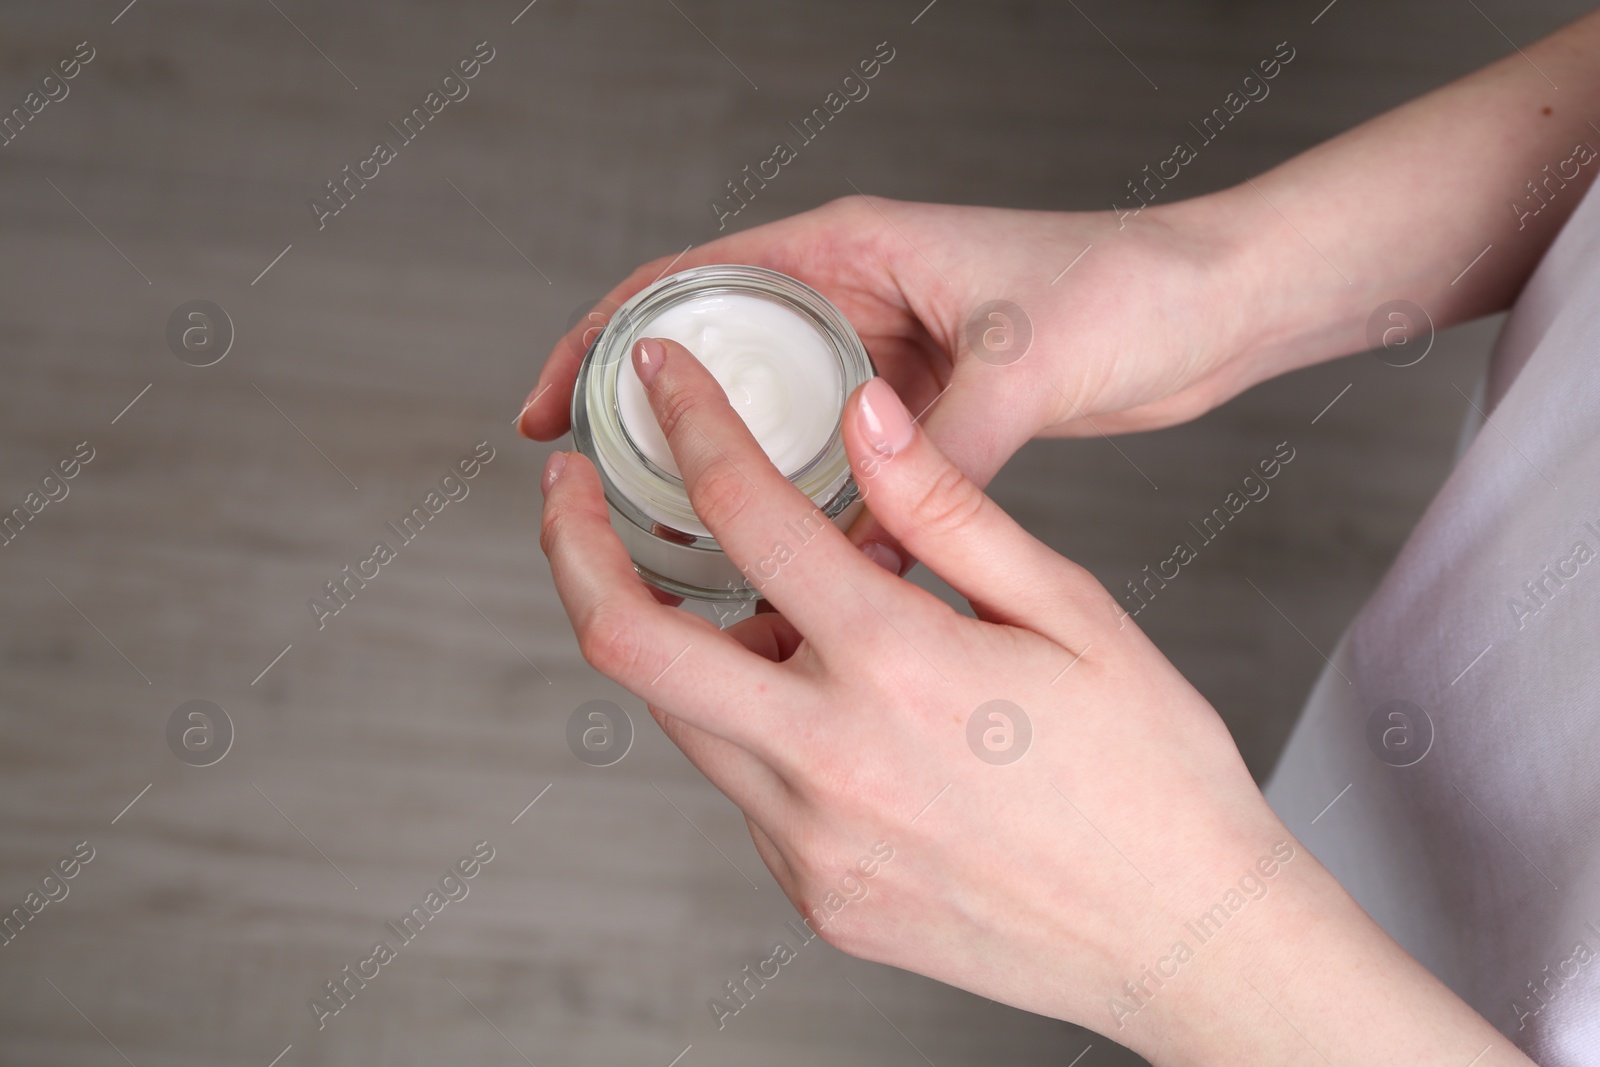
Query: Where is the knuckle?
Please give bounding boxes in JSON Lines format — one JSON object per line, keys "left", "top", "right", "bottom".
{"left": 824, "top": 192, "right": 894, "bottom": 222}
{"left": 539, "top": 505, "right": 580, "bottom": 558}
{"left": 796, "top": 739, "right": 898, "bottom": 819}
{"left": 651, "top": 379, "right": 699, "bottom": 445}
{"left": 787, "top": 858, "right": 886, "bottom": 958}
{"left": 1054, "top": 556, "right": 1112, "bottom": 603}
{"left": 1047, "top": 557, "right": 1125, "bottom": 627}
{"left": 908, "top": 465, "right": 987, "bottom": 537}
{"left": 809, "top": 908, "right": 868, "bottom": 954}
{"left": 692, "top": 462, "right": 755, "bottom": 532}
{"left": 820, "top": 193, "right": 866, "bottom": 220}
{"left": 577, "top": 605, "right": 645, "bottom": 679}
{"left": 1054, "top": 556, "right": 1103, "bottom": 596}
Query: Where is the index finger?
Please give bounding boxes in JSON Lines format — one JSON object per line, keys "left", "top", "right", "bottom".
{"left": 632, "top": 336, "right": 907, "bottom": 644}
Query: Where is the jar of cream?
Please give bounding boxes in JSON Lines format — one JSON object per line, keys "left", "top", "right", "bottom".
{"left": 571, "top": 265, "right": 874, "bottom": 601}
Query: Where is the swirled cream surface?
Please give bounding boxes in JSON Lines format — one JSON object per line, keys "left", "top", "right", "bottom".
{"left": 616, "top": 292, "right": 843, "bottom": 478}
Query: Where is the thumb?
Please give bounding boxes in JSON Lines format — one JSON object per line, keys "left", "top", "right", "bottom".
{"left": 844, "top": 366, "right": 1038, "bottom": 573}
{"left": 842, "top": 378, "right": 1112, "bottom": 636}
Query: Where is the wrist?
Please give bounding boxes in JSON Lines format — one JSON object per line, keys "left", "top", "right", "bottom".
{"left": 1117, "top": 839, "right": 1526, "bottom": 1067}
{"left": 1139, "top": 187, "right": 1291, "bottom": 409}
{"left": 1079, "top": 824, "right": 1311, "bottom": 1065}
{"left": 1043, "top": 189, "right": 1281, "bottom": 435}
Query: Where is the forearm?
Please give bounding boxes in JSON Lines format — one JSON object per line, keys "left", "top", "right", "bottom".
{"left": 1183, "top": 9, "right": 1600, "bottom": 392}
{"left": 1109, "top": 29, "right": 1600, "bottom": 1057}
{"left": 1125, "top": 845, "right": 1532, "bottom": 1067}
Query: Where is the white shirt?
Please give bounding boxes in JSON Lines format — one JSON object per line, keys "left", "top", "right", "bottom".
{"left": 1266, "top": 178, "right": 1600, "bottom": 1063}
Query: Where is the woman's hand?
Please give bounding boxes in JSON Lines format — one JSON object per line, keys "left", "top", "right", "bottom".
{"left": 521, "top": 196, "right": 1258, "bottom": 564}
{"left": 538, "top": 337, "right": 1521, "bottom": 1065}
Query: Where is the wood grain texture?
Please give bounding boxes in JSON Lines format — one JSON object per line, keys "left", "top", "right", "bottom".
{"left": 0, "top": 0, "right": 1584, "bottom": 1063}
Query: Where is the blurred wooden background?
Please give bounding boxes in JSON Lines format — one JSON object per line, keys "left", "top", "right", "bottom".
{"left": 0, "top": 0, "right": 1586, "bottom": 1064}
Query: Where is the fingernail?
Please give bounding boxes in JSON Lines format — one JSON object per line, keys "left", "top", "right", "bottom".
{"left": 634, "top": 337, "right": 667, "bottom": 387}
{"left": 859, "top": 540, "right": 902, "bottom": 575}
{"left": 542, "top": 450, "right": 567, "bottom": 494}
{"left": 858, "top": 377, "right": 914, "bottom": 457}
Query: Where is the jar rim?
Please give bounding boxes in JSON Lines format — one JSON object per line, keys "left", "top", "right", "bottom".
{"left": 572, "top": 264, "right": 874, "bottom": 550}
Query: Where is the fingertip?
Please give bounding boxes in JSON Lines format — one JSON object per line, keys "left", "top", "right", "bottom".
{"left": 843, "top": 378, "right": 917, "bottom": 490}
{"left": 844, "top": 508, "right": 914, "bottom": 578}
{"left": 633, "top": 336, "right": 668, "bottom": 386}
{"left": 518, "top": 374, "right": 574, "bottom": 440}
{"left": 541, "top": 450, "right": 568, "bottom": 495}
{"left": 858, "top": 540, "right": 903, "bottom": 575}
{"left": 856, "top": 378, "right": 916, "bottom": 457}
{"left": 538, "top": 451, "right": 607, "bottom": 560}
{"left": 539, "top": 449, "right": 600, "bottom": 509}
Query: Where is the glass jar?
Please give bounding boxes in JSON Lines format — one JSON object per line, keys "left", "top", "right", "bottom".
{"left": 571, "top": 265, "right": 874, "bottom": 601}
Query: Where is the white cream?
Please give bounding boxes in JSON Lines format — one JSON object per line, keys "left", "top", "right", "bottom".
{"left": 573, "top": 264, "right": 872, "bottom": 600}
{"left": 616, "top": 292, "right": 843, "bottom": 478}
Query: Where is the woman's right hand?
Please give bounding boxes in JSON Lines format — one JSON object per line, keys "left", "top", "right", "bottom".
{"left": 518, "top": 193, "right": 1257, "bottom": 563}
